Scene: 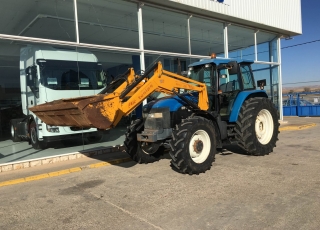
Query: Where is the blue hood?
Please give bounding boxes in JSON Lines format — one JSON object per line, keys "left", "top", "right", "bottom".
{"left": 144, "top": 94, "right": 198, "bottom": 112}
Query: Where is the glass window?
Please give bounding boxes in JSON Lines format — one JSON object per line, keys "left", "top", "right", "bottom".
{"left": 77, "top": 0, "right": 138, "bottom": 48}
{"left": 188, "top": 65, "right": 215, "bottom": 94}
{"left": 219, "top": 69, "right": 240, "bottom": 92}
{"left": 228, "top": 25, "right": 254, "bottom": 60}
{"left": 0, "top": 0, "right": 76, "bottom": 42}
{"left": 190, "top": 17, "right": 224, "bottom": 56}
{"left": 40, "top": 60, "right": 105, "bottom": 90}
{"left": 240, "top": 65, "right": 254, "bottom": 89}
{"left": 143, "top": 6, "right": 188, "bottom": 53}
{"left": 257, "top": 32, "right": 277, "bottom": 62}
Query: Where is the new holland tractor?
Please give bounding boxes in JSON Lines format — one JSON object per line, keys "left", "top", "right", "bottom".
{"left": 30, "top": 56, "right": 279, "bottom": 175}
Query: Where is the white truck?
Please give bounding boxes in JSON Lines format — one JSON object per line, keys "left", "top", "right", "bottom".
{"left": 10, "top": 45, "right": 106, "bottom": 149}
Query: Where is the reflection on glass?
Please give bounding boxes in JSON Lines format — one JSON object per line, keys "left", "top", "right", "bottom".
{"left": 228, "top": 25, "right": 254, "bottom": 60}
{"left": 190, "top": 17, "right": 223, "bottom": 56}
{"left": 77, "top": 0, "right": 138, "bottom": 48}
{"left": 257, "top": 32, "right": 277, "bottom": 62}
{"left": 40, "top": 60, "right": 105, "bottom": 90}
{"left": 0, "top": 0, "right": 76, "bottom": 41}
{"left": 143, "top": 6, "right": 188, "bottom": 53}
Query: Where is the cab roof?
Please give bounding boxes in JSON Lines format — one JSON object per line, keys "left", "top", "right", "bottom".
{"left": 189, "top": 58, "right": 254, "bottom": 67}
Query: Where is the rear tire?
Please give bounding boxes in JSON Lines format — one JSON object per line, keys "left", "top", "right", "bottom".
{"left": 10, "top": 121, "right": 20, "bottom": 142}
{"left": 124, "top": 119, "right": 163, "bottom": 163}
{"left": 169, "top": 116, "right": 216, "bottom": 175}
{"left": 30, "top": 121, "right": 47, "bottom": 150}
{"left": 235, "top": 97, "right": 279, "bottom": 156}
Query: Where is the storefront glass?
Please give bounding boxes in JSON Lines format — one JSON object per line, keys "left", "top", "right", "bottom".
{"left": 143, "top": 6, "right": 188, "bottom": 54}
{"left": 77, "top": 0, "right": 138, "bottom": 48}
{"left": 190, "top": 17, "right": 224, "bottom": 56}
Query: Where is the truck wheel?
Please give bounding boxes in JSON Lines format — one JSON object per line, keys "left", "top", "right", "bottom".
{"left": 124, "top": 119, "right": 163, "bottom": 163}
{"left": 30, "top": 121, "right": 47, "bottom": 150}
{"left": 87, "top": 133, "right": 104, "bottom": 143}
{"left": 10, "top": 121, "right": 20, "bottom": 142}
{"left": 235, "top": 97, "right": 279, "bottom": 156}
{"left": 169, "top": 116, "right": 216, "bottom": 175}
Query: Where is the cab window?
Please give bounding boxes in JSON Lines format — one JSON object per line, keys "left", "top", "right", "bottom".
{"left": 240, "top": 65, "right": 254, "bottom": 90}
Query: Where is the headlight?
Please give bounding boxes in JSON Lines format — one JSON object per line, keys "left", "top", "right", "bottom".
{"left": 147, "top": 113, "right": 163, "bottom": 118}
{"left": 46, "top": 125, "right": 60, "bottom": 133}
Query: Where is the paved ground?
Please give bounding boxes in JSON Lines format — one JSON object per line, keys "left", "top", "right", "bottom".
{"left": 0, "top": 117, "right": 320, "bottom": 230}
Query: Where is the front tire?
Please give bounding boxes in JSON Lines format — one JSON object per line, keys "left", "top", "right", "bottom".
{"left": 169, "top": 116, "right": 216, "bottom": 175}
{"left": 30, "top": 121, "right": 47, "bottom": 150}
{"left": 235, "top": 97, "right": 279, "bottom": 156}
{"left": 124, "top": 119, "right": 164, "bottom": 163}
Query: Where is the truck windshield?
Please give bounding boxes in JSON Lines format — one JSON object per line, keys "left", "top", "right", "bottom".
{"left": 40, "top": 60, "right": 105, "bottom": 90}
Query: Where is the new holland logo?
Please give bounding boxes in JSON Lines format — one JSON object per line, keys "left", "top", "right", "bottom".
{"left": 211, "top": 0, "right": 229, "bottom": 4}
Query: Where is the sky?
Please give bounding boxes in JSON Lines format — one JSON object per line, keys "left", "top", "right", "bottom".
{"left": 281, "top": 0, "right": 320, "bottom": 87}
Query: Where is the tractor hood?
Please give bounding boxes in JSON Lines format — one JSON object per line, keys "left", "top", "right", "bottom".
{"left": 143, "top": 93, "right": 199, "bottom": 113}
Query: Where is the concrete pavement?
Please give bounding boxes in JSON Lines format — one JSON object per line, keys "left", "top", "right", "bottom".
{"left": 0, "top": 122, "right": 320, "bottom": 230}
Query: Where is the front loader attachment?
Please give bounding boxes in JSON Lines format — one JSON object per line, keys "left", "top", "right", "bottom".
{"left": 30, "top": 62, "right": 209, "bottom": 131}
{"left": 29, "top": 94, "right": 121, "bottom": 130}
{"left": 29, "top": 68, "right": 139, "bottom": 130}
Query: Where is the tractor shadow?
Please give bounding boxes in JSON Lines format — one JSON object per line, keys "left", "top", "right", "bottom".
{"left": 219, "top": 144, "right": 250, "bottom": 156}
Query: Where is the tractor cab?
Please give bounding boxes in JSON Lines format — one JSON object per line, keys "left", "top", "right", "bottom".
{"left": 188, "top": 58, "right": 257, "bottom": 120}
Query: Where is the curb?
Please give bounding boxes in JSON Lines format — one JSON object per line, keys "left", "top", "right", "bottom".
{"left": 279, "top": 123, "right": 317, "bottom": 131}
{"left": 0, "top": 157, "right": 132, "bottom": 187}
{"left": 0, "top": 145, "right": 125, "bottom": 173}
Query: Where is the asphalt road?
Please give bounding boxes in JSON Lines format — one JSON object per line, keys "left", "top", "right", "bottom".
{"left": 1, "top": 121, "right": 320, "bottom": 230}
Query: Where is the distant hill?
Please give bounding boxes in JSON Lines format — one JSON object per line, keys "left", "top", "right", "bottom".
{"left": 282, "top": 85, "right": 320, "bottom": 94}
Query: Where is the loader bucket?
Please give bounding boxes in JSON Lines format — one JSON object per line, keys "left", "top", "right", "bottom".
{"left": 29, "top": 94, "right": 121, "bottom": 130}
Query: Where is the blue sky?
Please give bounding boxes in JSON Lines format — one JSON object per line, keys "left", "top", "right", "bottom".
{"left": 281, "top": 0, "right": 320, "bottom": 87}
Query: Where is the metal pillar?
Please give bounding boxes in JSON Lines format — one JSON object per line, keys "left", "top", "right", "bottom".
{"left": 223, "top": 23, "right": 229, "bottom": 58}
{"left": 187, "top": 15, "right": 192, "bottom": 55}
{"left": 137, "top": 2, "right": 145, "bottom": 73}
{"left": 137, "top": 2, "right": 146, "bottom": 110}
{"left": 73, "top": 0, "right": 79, "bottom": 44}
{"left": 269, "top": 41, "right": 274, "bottom": 103}
{"left": 277, "top": 37, "right": 283, "bottom": 120}
{"left": 254, "top": 30, "right": 259, "bottom": 61}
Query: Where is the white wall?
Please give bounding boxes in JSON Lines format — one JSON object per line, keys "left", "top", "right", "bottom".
{"left": 166, "top": 0, "right": 302, "bottom": 35}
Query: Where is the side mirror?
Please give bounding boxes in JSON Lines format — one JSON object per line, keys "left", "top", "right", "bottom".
{"left": 257, "top": 79, "right": 267, "bottom": 90}
{"left": 26, "top": 67, "right": 35, "bottom": 87}
{"left": 227, "top": 61, "right": 238, "bottom": 75}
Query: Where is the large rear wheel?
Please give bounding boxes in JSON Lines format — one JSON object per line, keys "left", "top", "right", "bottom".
{"left": 124, "top": 119, "right": 164, "bottom": 163}
{"left": 169, "top": 116, "right": 216, "bottom": 175}
{"left": 235, "top": 97, "right": 279, "bottom": 156}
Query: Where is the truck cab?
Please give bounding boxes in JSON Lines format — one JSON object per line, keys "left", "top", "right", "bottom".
{"left": 11, "top": 45, "right": 107, "bottom": 149}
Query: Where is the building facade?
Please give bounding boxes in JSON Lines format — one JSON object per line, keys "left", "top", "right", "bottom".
{"left": 0, "top": 0, "right": 302, "bottom": 163}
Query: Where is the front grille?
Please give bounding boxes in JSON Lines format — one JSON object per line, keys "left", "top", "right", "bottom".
{"left": 144, "top": 107, "right": 170, "bottom": 130}
{"left": 70, "top": 127, "right": 90, "bottom": 131}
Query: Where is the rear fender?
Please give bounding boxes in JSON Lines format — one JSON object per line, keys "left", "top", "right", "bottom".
{"left": 229, "top": 90, "right": 268, "bottom": 122}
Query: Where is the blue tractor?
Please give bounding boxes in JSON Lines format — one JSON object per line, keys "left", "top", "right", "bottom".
{"left": 125, "top": 58, "right": 279, "bottom": 174}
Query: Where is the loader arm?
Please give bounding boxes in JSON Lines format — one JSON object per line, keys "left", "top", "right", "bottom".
{"left": 30, "top": 62, "right": 209, "bottom": 130}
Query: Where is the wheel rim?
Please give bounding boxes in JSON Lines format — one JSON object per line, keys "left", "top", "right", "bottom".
{"left": 11, "top": 125, "right": 15, "bottom": 138}
{"left": 189, "top": 130, "right": 211, "bottom": 164}
{"left": 255, "top": 109, "right": 274, "bottom": 145}
{"left": 141, "top": 142, "right": 161, "bottom": 155}
{"left": 30, "top": 127, "right": 37, "bottom": 144}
